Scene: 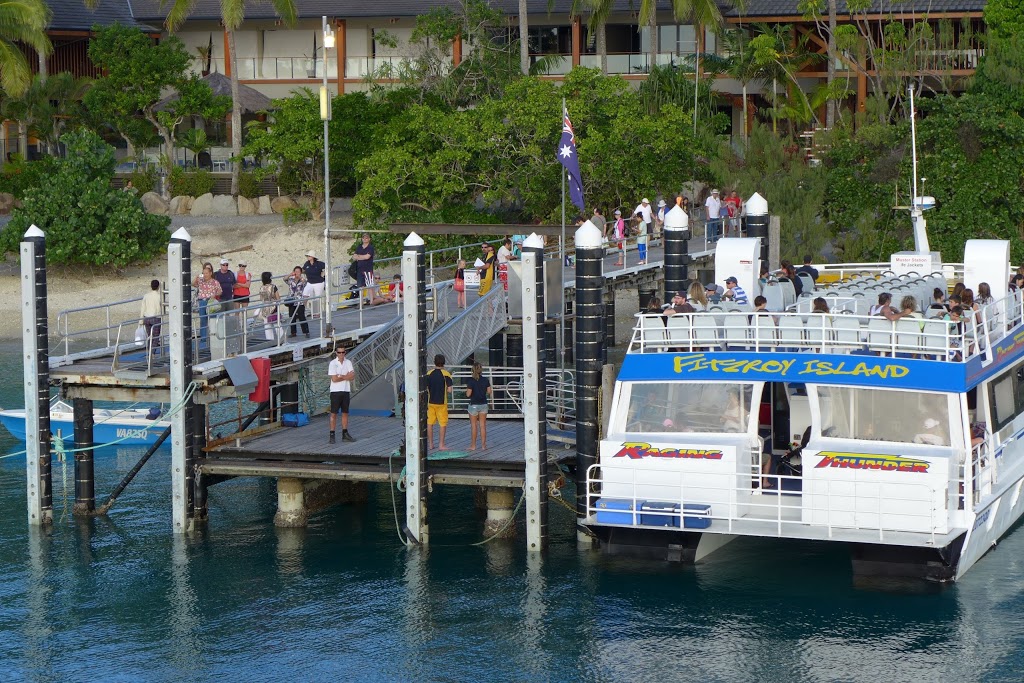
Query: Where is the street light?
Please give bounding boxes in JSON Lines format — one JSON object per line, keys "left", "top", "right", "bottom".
{"left": 321, "top": 16, "right": 334, "bottom": 318}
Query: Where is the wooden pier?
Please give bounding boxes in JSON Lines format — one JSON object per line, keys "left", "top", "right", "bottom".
{"left": 29, "top": 229, "right": 717, "bottom": 542}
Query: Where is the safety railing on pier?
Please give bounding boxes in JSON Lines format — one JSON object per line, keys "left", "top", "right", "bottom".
{"left": 630, "top": 279, "right": 1024, "bottom": 364}
{"left": 586, "top": 462, "right": 948, "bottom": 542}
{"left": 52, "top": 295, "right": 147, "bottom": 365}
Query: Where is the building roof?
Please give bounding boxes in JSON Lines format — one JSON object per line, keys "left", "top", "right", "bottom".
{"left": 155, "top": 71, "right": 273, "bottom": 113}
{"left": 130, "top": 0, "right": 708, "bottom": 22}
{"left": 128, "top": 0, "right": 986, "bottom": 23}
{"left": 726, "top": 0, "right": 986, "bottom": 16}
{"left": 48, "top": 0, "right": 154, "bottom": 32}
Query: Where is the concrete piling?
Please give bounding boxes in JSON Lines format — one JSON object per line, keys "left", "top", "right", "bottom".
{"left": 483, "top": 487, "right": 516, "bottom": 538}
{"left": 521, "top": 233, "right": 549, "bottom": 551}
{"left": 402, "top": 233, "right": 429, "bottom": 545}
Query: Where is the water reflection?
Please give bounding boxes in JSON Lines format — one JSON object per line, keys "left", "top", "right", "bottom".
{"left": 23, "top": 526, "right": 55, "bottom": 680}
{"left": 274, "top": 526, "right": 306, "bottom": 577}
{"left": 167, "top": 534, "right": 201, "bottom": 675}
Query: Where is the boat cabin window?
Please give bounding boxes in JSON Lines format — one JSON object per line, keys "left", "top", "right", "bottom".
{"left": 817, "top": 386, "right": 950, "bottom": 446}
{"left": 623, "top": 382, "right": 754, "bottom": 433}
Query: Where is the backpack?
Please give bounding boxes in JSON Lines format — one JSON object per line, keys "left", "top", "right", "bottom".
{"left": 347, "top": 261, "right": 358, "bottom": 280}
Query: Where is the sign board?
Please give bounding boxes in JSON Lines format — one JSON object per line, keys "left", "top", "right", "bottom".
{"left": 463, "top": 269, "right": 481, "bottom": 288}
{"left": 891, "top": 252, "right": 939, "bottom": 276}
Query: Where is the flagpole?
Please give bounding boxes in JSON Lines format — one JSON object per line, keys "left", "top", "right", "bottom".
{"left": 560, "top": 98, "right": 567, "bottom": 370}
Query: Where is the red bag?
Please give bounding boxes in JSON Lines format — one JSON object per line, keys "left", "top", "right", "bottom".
{"left": 454, "top": 278, "right": 465, "bottom": 292}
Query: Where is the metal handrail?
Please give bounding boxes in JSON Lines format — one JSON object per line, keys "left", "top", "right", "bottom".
{"left": 586, "top": 462, "right": 946, "bottom": 541}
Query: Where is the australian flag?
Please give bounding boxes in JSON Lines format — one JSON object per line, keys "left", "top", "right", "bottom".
{"left": 557, "top": 107, "right": 585, "bottom": 212}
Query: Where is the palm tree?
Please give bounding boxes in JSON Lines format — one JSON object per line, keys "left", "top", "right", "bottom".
{"left": 31, "top": 72, "right": 91, "bottom": 155}
{"left": 0, "top": 0, "right": 51, "bottom": 98}
{"left": 703, "top": 29, "right": 758, "bottom": 141}
{"left": 574, "top": 0, "right": 613, "bottom": 73}
{"left": 165, "top": 0, "right": 297, "bottom": 196}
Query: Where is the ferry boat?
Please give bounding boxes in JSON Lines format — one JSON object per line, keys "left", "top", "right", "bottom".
{"left": 0, "top": 399, "right": 170, "bottom": 447}
{"left": 584, "top": 236, "right": 1024, "bottom": 581}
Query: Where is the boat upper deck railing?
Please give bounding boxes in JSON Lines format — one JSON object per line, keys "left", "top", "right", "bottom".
{"left": 630, "top": 267, "right": 1021, "bottom": 364}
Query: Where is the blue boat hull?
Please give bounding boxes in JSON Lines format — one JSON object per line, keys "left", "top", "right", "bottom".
{"left": 0, "top": 413, "right": 169, "bottom": 447}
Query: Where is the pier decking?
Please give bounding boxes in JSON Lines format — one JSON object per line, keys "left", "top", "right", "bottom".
{"left": 205, "top": 413, "right": 566, "bottom": 487}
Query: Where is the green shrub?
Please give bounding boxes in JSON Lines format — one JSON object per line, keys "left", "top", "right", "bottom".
{"left": 238, "top": 171, "right": 261, "bottom": 198}
{"left": 168, "top": 167, "right": 215, "bottom": 197}
{"left": 0, "top": 156, "right": 59, "bottom": 199}
{"left": 0, "top": 130, "right": 170, "bottom": 267}
{"left": 126, "top": 167, "right": 158, "bottom": 195}
{"left": 282, "top": 206, "right": 311, "bottom": 225}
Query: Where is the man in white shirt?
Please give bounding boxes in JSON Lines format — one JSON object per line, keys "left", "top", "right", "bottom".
{"left": 704, "top": 189, "right": 722, "bottom": 242}
{"left": 328, "top": 347, "right": 356, "bottom": 443}
{"left": 496, "top": 238, "right": 514, "bottom": 264}
{"left": 633, "top": 198, "right": 653, "bottom": 240}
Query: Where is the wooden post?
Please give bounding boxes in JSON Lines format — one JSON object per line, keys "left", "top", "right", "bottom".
{"left": 336, "top": 19, "right": 346, "bottom": 94}
{"left": 572, "top": 17, "right": 581, "bottom": 67}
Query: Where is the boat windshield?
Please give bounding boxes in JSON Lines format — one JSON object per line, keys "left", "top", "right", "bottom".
{"left": 623, "top": 382, "right": 753, "bottom": 433}
{"left": 818, "top": 386, "right": 950, "bottom": 446}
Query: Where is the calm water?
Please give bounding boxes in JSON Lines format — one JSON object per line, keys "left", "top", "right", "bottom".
{"left": 2, "top": 342, "right": 1024, "bottom": 682}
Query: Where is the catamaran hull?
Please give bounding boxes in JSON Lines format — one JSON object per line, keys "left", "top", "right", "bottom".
{"left": 587, "top": 525, "right": 738, "bottom": 563}
{"left": 0, "top": 412, "right": 169, "bottom": 447}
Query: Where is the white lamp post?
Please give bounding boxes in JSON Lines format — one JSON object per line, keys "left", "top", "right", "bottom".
{"left": 321, "top": 16, "right": 335, "bottom": 315}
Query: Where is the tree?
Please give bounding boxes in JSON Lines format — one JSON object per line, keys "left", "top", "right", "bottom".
{"left": 703, "top": 29, "right": 759, "bottom": 141}
{"left": 0, "top": 129, "right": 169, "bottom": 266}
{"left": 85, "top": 24, "right": 229, "bottom": 198}
{"left": 983, "top": 0, "right": 1024, "bottom": 43}
{"left": 0, "top": 0, "right": 51, "bottom": 97}
{"left": 165, "top": 0, "right": 296, "bottom": 197}
{"left": 243, "top": 88, "right": 327, "bottom": 218}
{"left": 30, "top": 72, "right": 92, "bottom": 155}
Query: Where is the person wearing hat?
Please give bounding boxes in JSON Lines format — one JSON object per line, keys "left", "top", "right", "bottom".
{"left": 705, "top": 281, "right": 722, "bottom": 305}
{"left": 233, "top": 260, "right": 251, "bottom": 306}
{"left": 633, "top": 197, "right": 653, "bottom": 245}
{"left": 705, "top": 189, "right": 722, "bottom": 243}
{"left": 665, "top": 290, "right": 695, "bottom": 316}
{"left": 302, "top": 251, "right": 326, "bottom": 318}
{"left": 612, "top": 209, "right": 625, "bottom": 266}
{"left": 914, "top": 417, "right": 946, "bottom": 446}
{"left": 722, "top": 276, "right": 748, "bottom": 305}
{"left": 655, "top": 199, "right": 667, "bottom": 240}
{"left": 213, "top": 258, "right": 236, "bottom": 306}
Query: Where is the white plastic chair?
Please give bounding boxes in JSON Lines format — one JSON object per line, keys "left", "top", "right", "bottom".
{"left": 867, "top": 318, "right": 895, "bottom": 356}
{"left": 751, "top": 315, "right": 777, "bottom": 350}
{"left": 692, "top": 315, "right": 721, "bottom": 350}
{"left": 778, "top": 316, "right": 804, "bottom": 348}
{"left": 665, "top": 315, "right": 692, "bottom": 349}
{"left": 805, "top": 315, "right": 832, "bottom": 352}
{"left": 639, "top": 315, "right": 667, "bottom": 351}
{"left": 723, "top": 315, "right": 750, "bottom": 349}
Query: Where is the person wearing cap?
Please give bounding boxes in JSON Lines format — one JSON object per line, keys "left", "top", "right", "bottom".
{"left": 655, "top": 199, "right": 667, "bottom": 240}
{"left": 302, "top": 251, "right": 326, "bottom": 318}
{"left": 704, "top": 189, "right": 722, "bottom": 243}
{"left": 705, "top": 282, "right": 722, "bottom": 305}
{"left": 233, "top": 260, "right": 251, "bottom": 306}
{"left": 612, "top": 209, "right": 625, "bottom": 266}
{"left": 633, "top": 197, "right": 653, "bottom": 244}
{"left": 722, "top": 276, "right": 748, "bottom": 305}
{"left": 213, "top": 258, "right": 236, "bottom": 306}
{"left": 913, "top": 417, "right": 946, "bottom": 446}
{"left": 665, "top": 290, "right": 695, "bottom": 316}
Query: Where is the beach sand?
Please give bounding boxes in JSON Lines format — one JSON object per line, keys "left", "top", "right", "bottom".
{"left": 0, "top": 213, "right": 358, "bottom": 339}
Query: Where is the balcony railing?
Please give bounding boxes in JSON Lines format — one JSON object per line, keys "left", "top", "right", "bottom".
{"left": 192, "top": 57, "right": 337, "bottom": 80}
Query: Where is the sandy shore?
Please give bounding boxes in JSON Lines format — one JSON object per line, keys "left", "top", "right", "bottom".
{"left": 0, "top": 213, "right": 358, "bottom": 339}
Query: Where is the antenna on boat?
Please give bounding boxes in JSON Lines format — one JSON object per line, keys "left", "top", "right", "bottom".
{"left": 907, "top": 86, "right": 935, "bottom": 255}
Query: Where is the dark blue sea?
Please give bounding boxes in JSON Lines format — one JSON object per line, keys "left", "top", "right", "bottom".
{"left": 2, "top": 341, "right": 1024, "bottom": 682}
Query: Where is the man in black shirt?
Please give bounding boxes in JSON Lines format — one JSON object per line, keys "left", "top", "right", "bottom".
{"left": 796, "top": 254, "right": 819, "bottom": 282}
{"left": 354, "top": 232, "right": 376, "bottom": 302}
{"left": 212, "top": 258, "right": 236, "bottom": 306}
{"left": 426, "top": 354, "right": 453, "bottom": 451}
{"left": 302, "top": 250, "right": 326, "bottom": 318}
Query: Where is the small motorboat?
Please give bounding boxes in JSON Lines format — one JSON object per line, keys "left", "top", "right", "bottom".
{"left": 0, "top": 399, "right": 171, "bottom": 447}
